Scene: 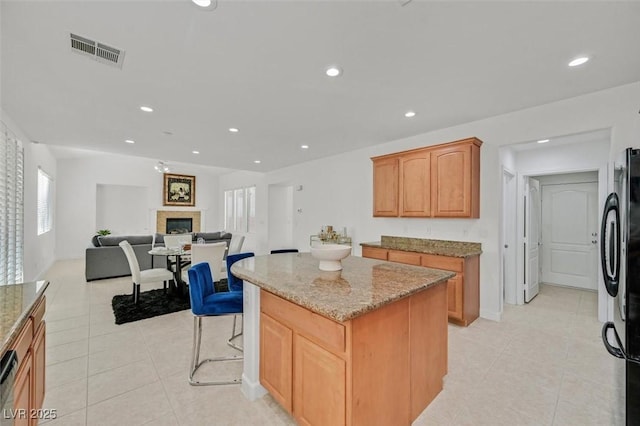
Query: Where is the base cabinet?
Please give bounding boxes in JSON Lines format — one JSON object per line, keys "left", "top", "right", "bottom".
{"left": 293, "top": 335, "right": 346, "bottom": 426}
{"left": 260, "top": 284, "right": 447, "bottom": 426}
{"left": 10, "top": 295, "right": 46, "bottom": 426}
{"left": 260, "top": 313, "right": 292, "bottom": 411}
{"left": 362, "top": 247, "right": 479, "bottom": 326}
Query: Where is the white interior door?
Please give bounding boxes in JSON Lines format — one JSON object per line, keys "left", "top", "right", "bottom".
{"left": 525, "top": 178, "right": 541, "bottom": 302}
{"left": 541, "top": 182, "right": 598, "bottom": 290}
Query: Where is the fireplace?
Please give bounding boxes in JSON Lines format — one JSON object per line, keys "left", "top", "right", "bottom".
{"left": 156, "top": 210, "right": 201, "bottom": 233}
{"left": 166, "top": 218, "right": 193, "bottom": 234}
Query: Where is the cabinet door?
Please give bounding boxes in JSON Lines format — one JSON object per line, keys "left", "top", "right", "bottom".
{"left": 399, "top": 150, "right": 431, "bottom": 217}
{"left": 260, "top": 313, "right": 293, "bottom": 413}
{"left": 431, "top": 143, "right": 474, "bottom": 217}
{"left": 361, "top": 246, "right": 388, "bottom": 260}
{"left": 14, "top": 351, "right": 32, "bottom": 426}
{"left": 447, "top": 275, "right": 464, "bottom": 321}
{"left": 294, "top": 335, "right": 346, "bottom": 426}
{"left": 32, "top": 321, "right": 46, "bottom": 411}
{"left": 372, "top": 157, "right": 399, "bottom": 217}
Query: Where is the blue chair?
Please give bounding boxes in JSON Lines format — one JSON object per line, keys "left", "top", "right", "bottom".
{"left": 270, "top": 249, "right": 299, "bottom": 254}
{"left": 187, "top": 262, "right": 243, "bottom": 386}
{"left": 226, "top": 252, "right": 255, "bottom": 293}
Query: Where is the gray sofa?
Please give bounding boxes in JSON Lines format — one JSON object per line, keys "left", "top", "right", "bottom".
{"left": 85, "top": 232, "right": 232, "bottom": 281}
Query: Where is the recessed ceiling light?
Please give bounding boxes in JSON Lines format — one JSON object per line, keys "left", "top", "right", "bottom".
{"left": 404, "top": 111, "right": 416, "bottom": 118}
{"left": 301, "top": 145, "right": 309, "bottom": 149}
{"left": 192, "top": 150, "right": 200, "bottom": 154}
{"left": 140, "top": 106, "right": 153, "bottom": 112}
{"left": 325, "top": 66, "right": 342, "bottom": 77}
{"left": 192, "top": 0, "right": 211, "bottom": 7}
{"left": 568, "top": 56, "right": 589, "bottom": 67}
{"left": 125, "top": 139, "right": 135, "bottom": 144}
{"left": 254, "top": 160, "right": 261, "bottom": 164}
{"left": 229, "top": 128, "right": 239, "bottom": 133}
{"left": 537, "top": 139, "right": 550, "bottom": 144}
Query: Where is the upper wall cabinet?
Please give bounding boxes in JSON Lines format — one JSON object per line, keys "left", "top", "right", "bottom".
{"left": 372, "top": 157, "right": 399, "bottom": 217}
{"left": 372, "top": 137, "right": 482, "bottom": 218}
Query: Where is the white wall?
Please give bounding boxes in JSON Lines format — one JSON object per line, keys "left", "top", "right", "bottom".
{"left": 1, "top": 110, "right": 57, "bottom": 282}
{"left": 96, "top": 184, "right": 148, "bottom": 235}
{"left": 56, "top": 152, "right": 222, "bottom": 259}
{"left": 222, "top": 82, "right": 639, "bottom": 322}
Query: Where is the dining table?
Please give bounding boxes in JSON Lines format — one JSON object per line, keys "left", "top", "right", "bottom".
{"left": 148, "top": 247, "right": 191, "bottom": 297}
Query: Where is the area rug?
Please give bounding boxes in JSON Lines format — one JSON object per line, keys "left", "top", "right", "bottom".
{"left": 112, "top": 279, "right": 229, "bottom": 325}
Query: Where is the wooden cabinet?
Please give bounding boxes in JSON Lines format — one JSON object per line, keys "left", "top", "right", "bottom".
{"left": 431, "top": 141, "right": 480, "bottom": 218}
{"left": 361, "top": 246, "right": 388, "bottom": 260}
{"left": 372, "top": 157, "right": 399, "bottom": 217}
{"left": 371, "top": 137, "right": 481, "bottom": 218}
{"left": 399, "top": 150, "right": 431, "bottom": 217}
{"left": 10, "top": 295, "right": 46, "bottom": 426}
{"left": 260, "top": 313, "right": 293, "bottom": 411}
{"left": 260, "top": 284, "right": 447, "bottom": 425}
{"left": 363, "top": 248, "right": 479, "bottom": 326}
{"left": 388, "top": 249, "right": 421, "bottom": 266}
{"left": 293, "top": 335, "right": 346, "bottom": 426}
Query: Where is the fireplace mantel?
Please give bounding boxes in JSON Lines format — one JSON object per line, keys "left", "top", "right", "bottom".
{"left": 156, "top": 210, "right": 201, "bottom": 233}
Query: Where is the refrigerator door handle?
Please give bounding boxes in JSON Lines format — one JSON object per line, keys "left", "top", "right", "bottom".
{"left": 600, "top": 193, "right": 620, "bottom": 297}
{"left": 602, "top": 322, "right": 626, "bottom": 359}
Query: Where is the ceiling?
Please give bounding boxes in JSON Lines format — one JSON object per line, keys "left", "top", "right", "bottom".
{"left": 2, "top": 1, "right": 639, "bottom": 172}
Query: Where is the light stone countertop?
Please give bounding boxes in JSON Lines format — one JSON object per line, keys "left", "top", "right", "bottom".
{"left": 231, "top": 253, "right": 454, "bottom": 323}
{"left": 361, "top": 236, "right": 482, "bottom": 258}
{"left": 1, "top": 280, "right": 49, "bottom": 355}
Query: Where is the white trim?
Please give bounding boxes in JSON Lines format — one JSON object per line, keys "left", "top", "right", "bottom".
{"left": 480, "top": 309, "right": 502, "bottom": 322}
{"left": 241, "top": 282, "right": 267, "bottom": 401}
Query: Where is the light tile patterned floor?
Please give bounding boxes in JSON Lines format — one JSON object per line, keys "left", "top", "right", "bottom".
{"left": 40, "top": 259, "right": 624, "bottom": 425}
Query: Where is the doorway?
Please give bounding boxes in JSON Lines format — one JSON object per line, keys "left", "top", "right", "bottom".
{"left": 538, "top": 176, "right": 599, "bottom": 291}
{"left": 500, "top": 128, "right": 610, "bottom": 321}
{"left": 267, "top": 184, "right": 294, "bottom": 251}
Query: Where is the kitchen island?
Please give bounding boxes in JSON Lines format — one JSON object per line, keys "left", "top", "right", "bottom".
{"left": 231, "top": 253, "right": 454, "bottom": 426}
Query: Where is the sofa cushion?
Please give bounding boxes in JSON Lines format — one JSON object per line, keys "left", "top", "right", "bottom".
{"left": 98, "top": 235, "right": 153, "bottom": 246}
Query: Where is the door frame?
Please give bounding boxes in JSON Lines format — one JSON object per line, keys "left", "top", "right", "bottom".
{"left": 503, "top": 165, "right": 608, "bottom": 321}
{"left": 501, "top": 168, "right": 517, "bottom": 307}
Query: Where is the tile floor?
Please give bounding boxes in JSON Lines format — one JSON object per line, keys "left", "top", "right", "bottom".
{"left": 39, "top": 259, "right": 624, "bottom": 425}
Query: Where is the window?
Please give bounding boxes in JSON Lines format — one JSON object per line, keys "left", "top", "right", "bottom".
{"left": 224, "top": 186, "right": 256, "bottom": 233}
{"left": 37, "top": 168, "right": 53, "bottom": 235}
{"left": 0, "top": 123, "right": 24, "bottom": 285}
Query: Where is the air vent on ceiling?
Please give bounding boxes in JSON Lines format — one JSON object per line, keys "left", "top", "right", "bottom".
{"left": 70, "top": 33, "right": 125, "bottom": 68}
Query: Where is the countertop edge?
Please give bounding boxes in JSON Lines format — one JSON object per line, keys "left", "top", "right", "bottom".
{"left": 1, "top": 281, "right": 49, "bottom": 355}
{"left": 360, "top": 241, "right": 482, "bottom": 258}
{"left": 232, "top": 266, "right": 454, "bottom": 323}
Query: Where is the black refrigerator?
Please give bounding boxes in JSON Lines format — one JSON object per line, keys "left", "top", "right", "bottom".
{"left": 602, "top": 147, "right": 640, "bottom": 425}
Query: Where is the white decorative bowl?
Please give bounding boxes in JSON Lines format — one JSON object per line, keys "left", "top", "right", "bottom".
{"left": 310, "top": 244, "right": 352, "bottom": 271}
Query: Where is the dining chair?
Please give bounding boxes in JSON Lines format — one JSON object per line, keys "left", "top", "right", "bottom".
{"left": 187, "top": 262, "right": 243, "bottom": 386}
{"left": 164, "top": 234, "right": 193, "bottom": 271}
{"left": 219, "top": 235, "right": 246, "bottom": 280}
{"left": 181, "top": 242, "right": 227, "bottom": 284}
{"left": 270, "top": 249, "right": 299, "bottom": 254}
{"left": 119, "top": 240, "right": 174, "bottom": 304}
{"left": 163, "top": 234, "right": 192, "bottom": 249}
{"left": 228, "top": 235, "right": 245, "bottom": 255}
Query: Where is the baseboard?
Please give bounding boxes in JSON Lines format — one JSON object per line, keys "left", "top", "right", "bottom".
{"left": 480, "top": 309, "right": 502, "bottom": 322}
{"left": 241, "top": 373, "right": 267, "bottom": 401}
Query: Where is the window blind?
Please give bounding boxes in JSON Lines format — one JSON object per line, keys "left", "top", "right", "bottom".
{"left": 0, "top": 122, "right": 24, "bottom": 285}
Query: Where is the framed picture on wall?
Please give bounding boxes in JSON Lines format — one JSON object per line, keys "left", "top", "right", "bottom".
{"left": 163, "top": 173, "right": 196, "bottom": 206}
